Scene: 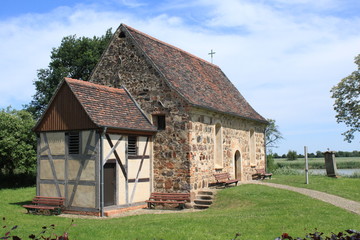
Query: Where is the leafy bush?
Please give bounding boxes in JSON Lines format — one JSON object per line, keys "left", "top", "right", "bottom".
{"left": 0, "top": 108, "right": 36, "bottom": 176}
{"left": 348, "top": 172, "right": 360, "bottom": 178}
{"left": 1, "top": 217, "right": 74, "bottom": 240}
{"left": 0, "top": 173, "right": 36, "bottom": 189}
{"left": 287, "top": 150, "right": 298, "bottom": 161}
{"left": 267, "top": 154, "right": 279, "bottom": 172}
{"left": 273, "top": 167, "right": 302, "bottom": 175}
{"left": 275, "top": 229, "right": 360, "bottom": 240}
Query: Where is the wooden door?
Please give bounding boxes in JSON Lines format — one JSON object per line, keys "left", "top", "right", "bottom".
{"left": 104, "top": 162, "right": 116, "bottom": 206}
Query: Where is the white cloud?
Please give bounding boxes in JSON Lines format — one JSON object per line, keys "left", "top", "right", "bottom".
{"left": 1, "top": 0, "right": 360, "bottom": 153}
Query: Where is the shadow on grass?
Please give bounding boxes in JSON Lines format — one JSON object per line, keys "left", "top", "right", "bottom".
{"left": 10, "top": 200, "right": 32, "bottom": 206}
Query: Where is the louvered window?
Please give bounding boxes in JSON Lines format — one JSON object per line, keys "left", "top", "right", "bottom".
{"left": 68, "top": 132, "right": 80, "bottom": 155}
{"left": 128, "top": 136, "right": 137, "bottom": 156}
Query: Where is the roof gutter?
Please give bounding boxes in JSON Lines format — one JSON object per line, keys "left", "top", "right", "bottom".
{"left": 98, "top": 125, "right": 157, "bottom": 135}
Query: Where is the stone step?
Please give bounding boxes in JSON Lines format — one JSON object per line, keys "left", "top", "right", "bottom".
{"left": 192, "top": 189, "right": 216, "bottom": 210}
{"left": 194, "top": 199, "right": 213, "bottom": 205}
{"left": 196, "top": 195, "right": 213, "bottom": 200}
{"left": 197, "top": 190, "right": 214, "bottom": 196}
{"left": 193, "top": 204, "right": 211, "bottom": 209}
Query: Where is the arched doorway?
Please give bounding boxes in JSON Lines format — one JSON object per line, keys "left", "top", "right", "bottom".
{"left": 234, "top": 150, "right": 241, "bottom": 180}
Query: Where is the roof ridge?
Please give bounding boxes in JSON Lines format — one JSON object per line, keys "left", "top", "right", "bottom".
{"left": 122, "top": 24, "right": 219, "bottom": 68}
{"left": 65, "top": 78, "right": 125, "bottom": 93}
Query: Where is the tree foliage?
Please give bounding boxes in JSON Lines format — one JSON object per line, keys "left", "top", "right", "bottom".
{"left": 287, "top": 150, "right": 298, "bottom": 161}
{"left": 0, "top": 107, "right": 37, "bottom": 175}
{"left": 331, "top": 54, "right": 360, "bottom": 142}
{"left": 265, "top": 119, "right": 283, "bottom": 151}
{"left": 26, "top": 29, "right": 113, "bottom": 118}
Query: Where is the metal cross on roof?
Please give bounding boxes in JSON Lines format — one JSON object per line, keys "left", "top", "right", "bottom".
{"left": 208, "top": 49, "right": 216, "bottom": 63}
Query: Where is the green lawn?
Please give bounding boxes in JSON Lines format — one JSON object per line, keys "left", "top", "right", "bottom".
{"left": 1, "top": 183, "right": 360, "bottom": 240}
{"left": 265, "top": 174, "right": 360, "bottom": 203}
{"left": 275, "top": 157, "right": 360, "bottom": 169}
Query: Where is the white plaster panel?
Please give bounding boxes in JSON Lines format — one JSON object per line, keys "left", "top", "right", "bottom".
{"left": 69, "top": 185, "right": 96, "bottom": 208}
{"left": 128, "top": 182, "right": 150, "bottom": 203}
{"left": 39, "top": 183, "right": 64, "bottom": 197}
{"left": 46, "top": 132, "right": 65, "bottom": 155}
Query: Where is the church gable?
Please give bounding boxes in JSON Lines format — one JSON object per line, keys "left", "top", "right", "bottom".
{"left": 91, "top": 24, "right": 266, "bottom": 123}
{"left": 89, "top": 23, "right": 268, "bottom": 191}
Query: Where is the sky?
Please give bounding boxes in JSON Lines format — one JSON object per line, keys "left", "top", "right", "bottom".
{"left": 1, "top": 0, "right": 360, "bottom": 155}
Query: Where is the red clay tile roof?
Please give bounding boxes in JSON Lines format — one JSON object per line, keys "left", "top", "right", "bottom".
{"left": 65, "top": 78, "right": 157, "bottom": 132}
{"left": 122, "top": 24, "right": 267, "bottom": 123}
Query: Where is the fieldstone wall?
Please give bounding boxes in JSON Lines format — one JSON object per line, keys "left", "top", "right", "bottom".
{"left": 188, "top": 108, "right": 266, "bottom": 190}
{"left": 90, "top": 27, "right": 192, "bottom": 193}
{"left": 90, "top": 26, "right": 267, "bottom": 194}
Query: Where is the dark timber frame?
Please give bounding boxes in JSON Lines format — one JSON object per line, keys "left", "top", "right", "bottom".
{"left": 37, "top": 131, "right": 100, "bottom": 213}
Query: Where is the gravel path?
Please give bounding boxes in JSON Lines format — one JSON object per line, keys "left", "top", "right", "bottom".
{"left": 60, "top": 182, "right": 360, "bottom": 219}
{"left": 250, "top": 181, "right": 360, "bottom": 215}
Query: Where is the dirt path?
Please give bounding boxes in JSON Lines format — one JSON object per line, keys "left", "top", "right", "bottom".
{"left": 250, "top": 181, "right": 360, "bottom": 215}
{"left": 60, "top": 182, "right": 360, "bottom": 219}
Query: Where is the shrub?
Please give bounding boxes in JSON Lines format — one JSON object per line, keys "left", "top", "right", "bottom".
{"left": 287, "top": 150, "right": 298, "bottom": 161}
{"left": 267, "top": 154, "right": 279, "bottom": 172}
{"left": 1, "top": 217, "right": 74, "bottom": 240}
{"left": 348, "top": 172, "right": 360, "bottom": 178}
{"left": 273, "top": 167, "right": 301, "bottom": 175}
{"left": 274, "top": 229, "right": 360, "bottom": 240}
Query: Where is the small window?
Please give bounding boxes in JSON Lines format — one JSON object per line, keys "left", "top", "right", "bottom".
{"left": 128, "top": 136, "right": 137, "bottom": 156}
{"left": 68, "top": 132, "right": 80, "bottom": 154}
{"left": 153, "top": 115, "right": 166, "bottom": 130}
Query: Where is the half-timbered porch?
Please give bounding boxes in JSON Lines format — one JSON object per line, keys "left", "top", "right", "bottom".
{"left": 33, "top": 78, "right": 156, "bottom": 216}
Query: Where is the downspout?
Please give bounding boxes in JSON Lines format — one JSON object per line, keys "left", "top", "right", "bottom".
{"left": 36, "top": 133, "right": 41, "bottom": 196}
{"left": 100, "top": 127, "right": 107, "bottom": 217}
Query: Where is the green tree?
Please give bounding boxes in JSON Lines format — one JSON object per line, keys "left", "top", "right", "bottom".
{"left": 0, "top": 107, "right": 37, "bottom": 175}
{"left": 287, "top": 150, "right": 297, "bottom": 161}
{"left": 265, "top": 119, "right": 283, "bottom": 152}
{"left": 308, "top": 152, "right": 316, "bottom": 158}
{"left": 331, "top": 54, "right": 360, "bottom": 142}
{"left": 316, "top": 150, "right": 324, "bottom": 158}
{"left": 26, "top": 29, "right": 113, "bottom": 118}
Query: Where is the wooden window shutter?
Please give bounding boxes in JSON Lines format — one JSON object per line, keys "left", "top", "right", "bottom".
{"left": 68, "top": 132, "right": 80, "bottom": 154}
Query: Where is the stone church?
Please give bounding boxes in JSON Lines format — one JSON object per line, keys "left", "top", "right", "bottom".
{"left": 90, "top": 24, "right": 268, "bottom": 193}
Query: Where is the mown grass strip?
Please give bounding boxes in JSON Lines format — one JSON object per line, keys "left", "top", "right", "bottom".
{"left": 266, "top": 175, "right": 360, "bottom": 203}
{"left": 275, "top": 157, "right": 360, "bottom": 169}
{"left": 1, "top": 185, "right": 359, "bottom": 239}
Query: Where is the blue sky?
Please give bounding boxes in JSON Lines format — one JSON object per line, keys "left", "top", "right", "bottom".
{"left": 1, "top": 0, "right": 360, "bottom": 155}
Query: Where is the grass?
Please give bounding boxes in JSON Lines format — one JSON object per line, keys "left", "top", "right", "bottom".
{"left": 275, "top": 157, "right": 360, "bottom": 169}
{"left": 1, "top": 184, "right": 360, "bottom": 240}
{"left": 266, "top": 174, "right": 360, "bottom": 203}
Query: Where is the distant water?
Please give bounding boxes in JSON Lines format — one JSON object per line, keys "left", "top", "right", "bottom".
{"left": 301, "top": 168, "right": 360, "bottom": 176}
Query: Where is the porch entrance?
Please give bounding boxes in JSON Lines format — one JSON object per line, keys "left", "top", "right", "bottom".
{"left": 104, "top": 162, "right": 116, "bottom": 206}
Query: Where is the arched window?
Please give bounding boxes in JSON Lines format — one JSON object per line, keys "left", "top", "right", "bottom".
{"left": 250, "top": 129, "right": 256, "bottom": 165}
{"left": 214, "top": 123, "right": 223, "bottom": 168}
{"left": 234, "top": 150, "right": 241, "bottom": 179}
